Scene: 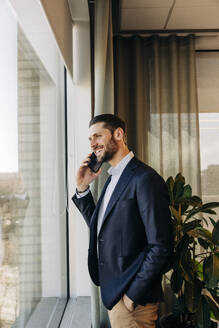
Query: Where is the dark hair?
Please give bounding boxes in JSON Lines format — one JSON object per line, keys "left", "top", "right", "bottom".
{"left": 89, "top": 114, "right": 126, "bottom": 134}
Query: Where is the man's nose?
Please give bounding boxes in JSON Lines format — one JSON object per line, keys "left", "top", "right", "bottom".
{"left": 90, "top": 139, "right": 96, "bottom": 149}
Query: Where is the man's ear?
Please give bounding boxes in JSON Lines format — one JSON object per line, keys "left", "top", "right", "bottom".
{"left": 114, "top": 127, "right": 124, "bottom": 141}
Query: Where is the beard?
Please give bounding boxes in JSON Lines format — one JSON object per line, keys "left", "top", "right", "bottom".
{"left": 98, "top": 135, "right": 118, "bottom": 163}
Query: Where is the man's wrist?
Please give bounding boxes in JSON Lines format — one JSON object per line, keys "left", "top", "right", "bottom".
{"left": 123, "top": 294, "right": 134, "bottom": 312}
{"left": 76, "top": 186, "right": 89, "bottom": 193}
{"left": 124, "top": 294, "right": 134, "bottom": 303}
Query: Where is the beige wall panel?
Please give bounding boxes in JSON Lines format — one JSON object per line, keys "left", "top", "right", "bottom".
{"left": 40, "top": 0, "right": 73, "bottom": 75}
{"left": 196, "top": 52, "right": 219, "bottom": 113}
{"left": 121, "top": 0, "right": 173, "bottom": 8}
{"left": 175, "top": 0, "right": 219, "bottom": 7}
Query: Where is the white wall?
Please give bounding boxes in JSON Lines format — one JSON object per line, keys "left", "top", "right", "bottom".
{"left": 9, "top": 0, "right": 60, "bottom": 84}
{"left": 0, "top": 0, "right": 18, "bottom": 173}
{"left": 67, "top": 21, "right": 92, "bottom": 297}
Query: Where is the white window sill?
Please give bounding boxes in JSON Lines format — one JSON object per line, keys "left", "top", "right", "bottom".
{"left": 15, "top": 297, "right": 91, "bottom": 328}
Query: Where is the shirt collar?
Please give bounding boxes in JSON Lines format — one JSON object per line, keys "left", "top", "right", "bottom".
{"left": 107, "top": 151, "right": 134, "bottom": 177}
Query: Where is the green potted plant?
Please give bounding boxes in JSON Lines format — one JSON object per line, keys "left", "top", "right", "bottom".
{"left": 159, "top": 173, "right": 219, "bottom": 328}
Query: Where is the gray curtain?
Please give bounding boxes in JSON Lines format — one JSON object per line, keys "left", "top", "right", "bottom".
{"left": 114, "top": 34, "right": 201, "bottom": 314}
{"left": 114, "top": 34, "right": 201, "bottom": 195}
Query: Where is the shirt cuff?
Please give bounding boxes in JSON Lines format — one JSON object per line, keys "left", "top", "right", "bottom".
{"left": 75, "top": 187, "right": 90, "bottom": 198}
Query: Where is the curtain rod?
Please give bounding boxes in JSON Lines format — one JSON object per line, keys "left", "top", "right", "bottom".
{"left": 113, "top": 29, "right": 219, "bottom": 36}
{"left": 196, "top": 49, "right": 219, "bottom": 52}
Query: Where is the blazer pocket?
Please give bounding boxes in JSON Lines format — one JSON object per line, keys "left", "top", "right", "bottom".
{"left": 118, "top": 255, "right": 135, "bottom": 272}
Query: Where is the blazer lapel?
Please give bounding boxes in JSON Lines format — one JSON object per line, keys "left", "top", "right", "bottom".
{"left": 99, "top": 157, "right": 139, "bottom": 233}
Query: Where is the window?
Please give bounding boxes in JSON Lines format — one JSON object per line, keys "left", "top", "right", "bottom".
{"left": 0, "top": 1, "right": 68, "bottom": 326}
{"left": 196, "top": 51, "right": 219, "bottom": 220}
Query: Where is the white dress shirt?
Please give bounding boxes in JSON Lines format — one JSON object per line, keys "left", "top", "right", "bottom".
{"left": 76, "top": 151, "right": 134, "bottom": 236}
{"left": 97, "top": 151, "right": 134, "bottom": 234}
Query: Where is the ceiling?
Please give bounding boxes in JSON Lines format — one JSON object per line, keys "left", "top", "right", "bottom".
{"left": 67, "top": 0, "right": 219, "bottom": 49}
{"left": 120, "top": 0, "right": 219, "bottom": 31}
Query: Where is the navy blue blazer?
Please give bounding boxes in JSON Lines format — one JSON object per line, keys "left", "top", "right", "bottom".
{"left": 72, "top": 157, "right": 173, "bottom": 310}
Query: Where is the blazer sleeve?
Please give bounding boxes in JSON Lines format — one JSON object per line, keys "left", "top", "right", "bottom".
{"left": 125, "top": 171, "right": 173, "bottom": 304}
{"left": 72, "top": 191, "right": 96, "bottom": 227}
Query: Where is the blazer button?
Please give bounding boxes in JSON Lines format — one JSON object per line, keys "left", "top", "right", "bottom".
{"left": 100, "top": 261, "right": 104, "bottom": 266}
{"left": 99, "top": 238, "right": 104, "bottom": 242}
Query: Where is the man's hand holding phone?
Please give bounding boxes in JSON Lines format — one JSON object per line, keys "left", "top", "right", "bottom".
{"left": 76, "top": 153, "right": 102, "bottom": 192}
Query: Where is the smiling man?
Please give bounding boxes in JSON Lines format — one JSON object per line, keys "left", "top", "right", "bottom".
{"left": 72, "top": 114, "right": 173, "bottom": 328}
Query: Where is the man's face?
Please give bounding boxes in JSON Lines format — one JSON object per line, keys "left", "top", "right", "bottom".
{"left": 89, "top": 122, "right": 118, "bottom": 163}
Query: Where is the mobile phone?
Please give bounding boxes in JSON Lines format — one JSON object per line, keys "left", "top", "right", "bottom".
{"left": 88, "top": 152, "right": 103, "bottom": 173}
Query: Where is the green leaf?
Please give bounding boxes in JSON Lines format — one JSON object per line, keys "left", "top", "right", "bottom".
{"left": 192, "top": 215, "right": 209, "bottom": 227}
{"left": 204, "top": 294, "right": 219, "bottom": 320}
{"left": 183, "top": 220, "right": 202, "bottom": 233}
{"left": 177, "top": 195, "right": 202, "bottom": 208}
{"left": 173, "top": 173, "right": 185, "bottom": 201}
{"left": 171, "top": 267, "right": 184, "bottom": 293}
{"left": 181, "top": 203, "right": 189, "bottom": 216}
{"left": 175, "top": 234, "right": 191, "bottom": 262}
{"left": 185, "top": 278, "right": 202, "bottom": 313}
{"left": 175, "top": 172, "right": 185, "bottom": 183}
{"left": 189, "top": 195, "right": 202, "bottom": 207}
{"left": 202, "top": 209, "right": 217, "bottom": 215}
{"left": 195, "top": 227, "right": 213, "bottom": 243}
{"left": 209, "top": 217, "right": 216, "bottom": 227}
{"left": 196, "top": 295, "right": 211, "bottom": 328}
{"left": 185, "top": 202, "right": 219, "bottom": 221}
{"left": 203, "top": 253, "right": 219, "bottom": 289}
{"left": 200, "top": 216, "right": 209, "bottom": 227}
{"left": 170, "top": 206, "right": 181, "bottom": 222}
{"left": 166, "top": 176, "right": 174, "bottom": 205}
{"left": 172, "top": 295, "right": 186, "bottom": 316}
{"left": 200, "top": 202, "right": 219, "bottom": 210}
{"left": 182, "top": 184, "right": 192, "bottom": 198}
{"left": 198, "top": 237, "right": 210, "bottom": 250}
{"left": 195, "top": 261, "right": 204, "bottom": 280}
{"left": 180, "top": 250, "right": 193, "bottom": 282}
{"left": 212, "top": 221, "right": 219, "bottom": 245}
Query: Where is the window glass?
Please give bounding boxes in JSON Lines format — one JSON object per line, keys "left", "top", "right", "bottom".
{"left": 0, "top": 2, "right": 67, "bottom": 327}
{"left": 196, "top": 52, "right": 219, "bottom": 220}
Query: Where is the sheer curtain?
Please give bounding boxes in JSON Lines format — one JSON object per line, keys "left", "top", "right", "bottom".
{"left": 114, "top": 34, "right": 201, "bottom": 195}
{"left": 91, "top": 0, "right": 114, "bottom": 327}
